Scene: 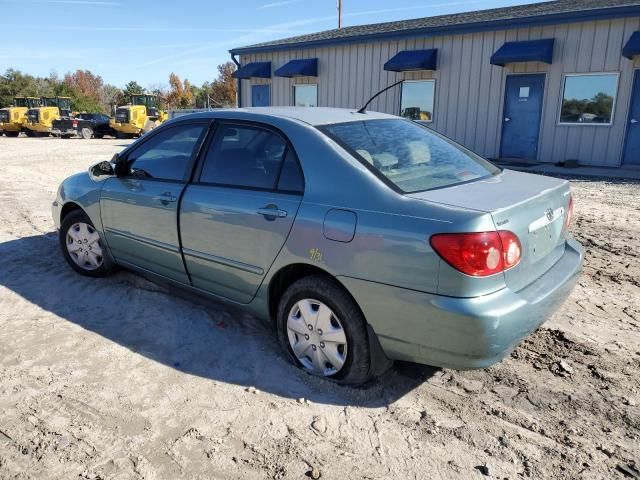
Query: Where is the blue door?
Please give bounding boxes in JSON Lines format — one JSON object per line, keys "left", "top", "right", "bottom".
{"left": 623, "top": 70, "right": 640, "bottom": 166}
{"left": 500, "top": 74, "right": 546, "bottom": 160}
{"left": 251, "top": 85, "right": 270, "bottom": 107}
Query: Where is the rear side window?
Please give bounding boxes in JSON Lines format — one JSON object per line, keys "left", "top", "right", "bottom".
{"left": 199, "top": 124, "right": 299, "bottom": 191}
{"left": 277, "top": 149, "right": 304, "bottom": 193}
{"left": 124, "top": 124, "right": 206, "bottom": 181}
{"left": 322, "top": 119, "right": 500, "bottom": 192}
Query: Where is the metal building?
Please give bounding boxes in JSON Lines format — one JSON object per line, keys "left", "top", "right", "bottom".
{"left": 230, "top": 0, "right": 640, "bottom": 167}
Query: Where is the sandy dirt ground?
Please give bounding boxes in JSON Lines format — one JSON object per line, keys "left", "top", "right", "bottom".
{"left": 0, "top": 137, "right": 638, "bottom": 480}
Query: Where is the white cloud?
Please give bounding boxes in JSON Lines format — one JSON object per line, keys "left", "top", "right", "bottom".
{"left": 259, "top": 0, "right": 301, "bottom": 9}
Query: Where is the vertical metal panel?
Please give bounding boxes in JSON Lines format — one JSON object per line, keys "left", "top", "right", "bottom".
{"left": 240, "top": 16, "right": 640, "bottom": 167}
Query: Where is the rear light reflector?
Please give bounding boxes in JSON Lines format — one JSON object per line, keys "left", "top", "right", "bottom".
{"left": 430, "top": 230, "right": 522, "bottom": 277}
{"left": 565, "top": 195, "right": 574, "bottom": 230}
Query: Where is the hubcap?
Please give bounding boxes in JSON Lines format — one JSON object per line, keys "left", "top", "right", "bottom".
{"left": 65, "top": 222, "right": 103, "bottom": 270}
{"left": 287, "top": 299, "right": 347, "bottom": 376}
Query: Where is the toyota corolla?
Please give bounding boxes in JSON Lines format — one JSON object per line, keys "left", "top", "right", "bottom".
{"left": 52, "top": 107, "right": 583, "bottom": 385}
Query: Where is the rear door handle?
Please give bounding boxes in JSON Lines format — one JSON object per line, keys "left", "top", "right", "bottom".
{"left": 257, "top": 205, "right": 287, "bottom": 220}
{"left": 631, "top": 118, "right": 639, "bottom": 124}
{"left": 504, "top": 117, "right": 511, "bottom": 122}
{"left": 153, "top": 192, "right": 177, "bottom": 204}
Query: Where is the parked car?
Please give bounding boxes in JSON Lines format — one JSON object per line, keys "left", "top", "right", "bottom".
{"left": 52, "top": 113, "right": 116, "bottom": 139}
{"left": 51, "top": 107, "right": 583, "bottom": 385}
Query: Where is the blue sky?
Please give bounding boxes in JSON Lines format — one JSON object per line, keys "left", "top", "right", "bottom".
{"left": 1, "top": 0, "right": 537, "bottom": 89}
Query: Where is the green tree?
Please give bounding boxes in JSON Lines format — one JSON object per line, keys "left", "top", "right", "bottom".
{"left": 122, "top": 80, "right": 144, "bottom": 100}
{"left": 0, "top": 69, "right": 38, "bottom": 107}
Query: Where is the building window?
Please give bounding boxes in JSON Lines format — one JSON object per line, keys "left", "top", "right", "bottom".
{"left": 559, "top": 73, "right": 618, "bottom": 125}
{"left": 293, "top": 84, "right": 318, "bottom": 107}
{"left": 400, "top": 80, "right": 435, "bottom": 122}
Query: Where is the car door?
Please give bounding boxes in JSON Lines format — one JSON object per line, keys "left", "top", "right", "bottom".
{"left": 180, "top": 121, "right": 304, "bottom": 303}
{"left": 100, "top": 121, "right": 209, "bottom": 283}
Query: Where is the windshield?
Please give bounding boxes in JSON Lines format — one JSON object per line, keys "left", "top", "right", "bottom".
{"left": 59, "top": 98, "right": 71, "bottom": 110}
{"left": 131, "top": 95, "right": 157, "bottom": 108}
{"left": 322, "top": 119, "right": 500, "bottom": 193}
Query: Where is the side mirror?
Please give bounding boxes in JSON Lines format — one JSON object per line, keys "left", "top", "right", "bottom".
{"left": 89, "top": 160, "right": 115, "bottom": 180}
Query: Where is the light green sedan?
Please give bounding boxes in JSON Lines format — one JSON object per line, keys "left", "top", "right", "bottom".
{"left": 52, "top": 107, "right": 583, "bottom": 385}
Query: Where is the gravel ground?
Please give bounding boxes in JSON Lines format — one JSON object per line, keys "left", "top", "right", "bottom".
{"left": 0, "top": 137, "right": 638, "bottom": 480}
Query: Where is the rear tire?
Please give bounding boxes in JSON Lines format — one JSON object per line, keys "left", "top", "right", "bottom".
{"left": 24, "top": 129, "right": 35, "bottom": 137}
{"left": 276, "top": 275, "right": 372, "bottom": 385}
{"left": 80, "top": 127, "right": 93, "bottom": 139}
{"left": 59, "top": 209, "right": 115, "bottom": 277}
{"left": 5, "top": 131, "right": 19, "bottom": 137}
{"left": 93, "top": 133, "right": 104, "bottom": 139}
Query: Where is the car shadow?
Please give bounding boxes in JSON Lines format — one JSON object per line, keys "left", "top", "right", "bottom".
{"left": 0, "top": 233, "right": 437, "bottom": 407}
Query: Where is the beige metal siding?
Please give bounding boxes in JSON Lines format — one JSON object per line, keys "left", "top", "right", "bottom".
{"left": 239, "top": 17, "right": 640, "bottom": 167}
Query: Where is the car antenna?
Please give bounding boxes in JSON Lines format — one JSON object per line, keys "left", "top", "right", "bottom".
{"left": 357, "top": 79, "right": 404, "bottom": 114}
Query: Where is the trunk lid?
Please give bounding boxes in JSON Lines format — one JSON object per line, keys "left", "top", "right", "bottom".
{"left": 409, "top": 169, "right": 571, "bottom": 292}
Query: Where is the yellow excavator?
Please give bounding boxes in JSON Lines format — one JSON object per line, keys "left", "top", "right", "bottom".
{"left": 0, "top": 97, "right": 41, "bottom": 137}
{"left": 23, "top": 96, "right": 72, "bottom": 137}
{"left": 111, "top": 94, "right": 168, "bottom": 138}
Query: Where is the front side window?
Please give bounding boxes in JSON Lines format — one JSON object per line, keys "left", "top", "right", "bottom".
{"left": 323, "top": 119, "right": 499, "bottom": 193}
{"left": 200, "top": 124, "right": 290, "bottom": 190}
{"left": 560, "top": 73, "right": 618, "bottom": 125}
{"left": 123, "top": 123, "right": 206, "bottom": 181}
{"left": 293, "top": 84, "right": 318, "bottom": 107}
{"left": 400, "top": 80, "right": 435, "bottom": 122}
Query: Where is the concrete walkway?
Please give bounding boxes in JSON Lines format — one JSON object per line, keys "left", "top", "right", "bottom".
{"left": 493, "top": 159, "right": 640, "bottom": 180}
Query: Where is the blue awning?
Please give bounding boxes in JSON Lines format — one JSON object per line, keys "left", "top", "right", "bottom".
{"left": 384, "top": 49, "right": 438, "bottom": 72}
{"left": 233, "top": 62, "right": 271, "bottom": 79}
{"left": 490, "top": 39, "right": 555, "bottom": 66}
{"left": 623, "top": 32, "right": 640, "bottom": 59}
{"left": 274, "top": 58, "right": 318, "bottom": 77}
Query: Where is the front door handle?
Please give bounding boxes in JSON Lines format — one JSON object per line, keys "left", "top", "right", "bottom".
{"left": 631, "top": 118, "right": 639, "bottom": 124}
{"left": 153, "top": 192, "right": 177, "bottom": 204}
{"left": 257, "top": 205, "right": 287, "bottom": 220}
{"left": 504, "top": 117, "right": 511, "bottom": 122}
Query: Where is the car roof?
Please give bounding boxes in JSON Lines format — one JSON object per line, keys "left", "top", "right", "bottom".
{"left": 175, "top": 107, "right": 398, "bottom": 126}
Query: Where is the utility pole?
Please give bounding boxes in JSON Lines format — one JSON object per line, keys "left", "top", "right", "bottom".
{"left": 337, "top": 0, "right": 342, "bottom": 29}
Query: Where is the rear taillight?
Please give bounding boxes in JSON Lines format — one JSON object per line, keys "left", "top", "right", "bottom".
{"left": 430, "top": 230, "right": 522, "bottom": 277}
{"left": 565, "top": 195, "right": 574, "bottom": 230}
{"left": 72, "top": 120, "right": 78, "bottom": 128}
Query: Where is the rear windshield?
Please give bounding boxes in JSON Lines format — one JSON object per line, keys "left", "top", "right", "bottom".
{"left": 322, "top": 119, "right": 500, "bottom": 193}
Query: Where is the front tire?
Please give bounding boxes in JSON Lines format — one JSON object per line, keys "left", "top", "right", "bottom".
{"left": 5, "top": 131, "right": 19, "bottom": 137}
{"left": 276, "top": 275, "right": 372, "bottom": 385}
{"left": 59, "top": 210, "right": 114, "bottom": 277}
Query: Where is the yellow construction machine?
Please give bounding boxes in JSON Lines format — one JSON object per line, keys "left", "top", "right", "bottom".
{"left": 0, "top": 97, "right": 41, "bottom": 137}
{"left": 111, "top": 94, "right": 167, "bottom": 138}
{"left": 23, "top": 96, "right": 72, "bottom": 136}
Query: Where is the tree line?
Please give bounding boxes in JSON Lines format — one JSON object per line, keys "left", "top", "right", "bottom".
{"left": 0, "top": 62, "right": 237, "bottom": 114}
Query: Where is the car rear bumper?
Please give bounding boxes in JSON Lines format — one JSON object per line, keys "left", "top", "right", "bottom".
{"left": 52, "top": 128, "right": 78, "bottom": 137}
{"left": 339, "top": 238, "right": 584, "bottom": 369}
